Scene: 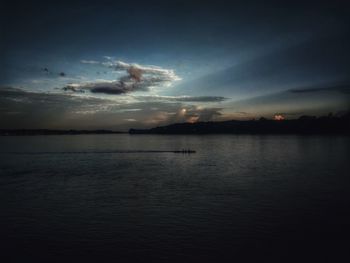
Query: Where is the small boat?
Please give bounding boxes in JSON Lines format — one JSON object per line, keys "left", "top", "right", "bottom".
{"left": 173, "top": 149, "right": 196, "bottom": 154}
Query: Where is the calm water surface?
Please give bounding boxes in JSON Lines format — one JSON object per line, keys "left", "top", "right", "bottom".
{"left": 0, "top": 135, "right": 349, "bottom": 262}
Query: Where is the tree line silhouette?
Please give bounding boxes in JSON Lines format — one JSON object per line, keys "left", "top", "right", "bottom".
{"left": 130, "top": 112, "right": 350, "bottom": 135}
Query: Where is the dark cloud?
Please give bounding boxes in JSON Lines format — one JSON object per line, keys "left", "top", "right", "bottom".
{"left": 63, "top": 80, "right": 148, "bottom": 94}
{"left": 91, "top": 86, "right": 126, "bottom": 95}
{"left": 134, "top": 95, "right": 228, "bottom": 103}
{"left": 289, "top": 83, "right": 350, "bottom": 94}
{"left": 274, "top": 112, "right": 304, "bottom": 116}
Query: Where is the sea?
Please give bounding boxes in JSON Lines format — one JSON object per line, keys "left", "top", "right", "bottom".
{"left": 0, "top": 134, "right": 349, "bottom": 262}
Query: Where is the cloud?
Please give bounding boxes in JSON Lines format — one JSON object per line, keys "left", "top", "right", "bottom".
{"left": 182, "top": 106, "right": 222, "bottom": 122}
{"left": 158, "top": 106, "right": 223, "bottom": 124}
{"left": 63, "top": 80, "right": 146, "bottom": 94}
{"left": 65, "top": 60, "right": 181, "bottom": 95}
{"left": 289, "top": 83, "right": 350, "bottom": 94}
{"left": 0, "top": 86, "right": 223, "bottom": 130}
{"left": 133, "top": 95, "right": 229, "bottom": 103}
{"left": 80, "top": 60, "right": 101, "bottom": 65}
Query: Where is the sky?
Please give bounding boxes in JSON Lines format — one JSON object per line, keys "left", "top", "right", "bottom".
{"left": 1, "top": 0, "right": 349, "bottom": 130}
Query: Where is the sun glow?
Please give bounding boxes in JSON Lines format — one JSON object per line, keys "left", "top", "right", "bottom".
{"left": 274, "top": 114, "right": 285, "bottom": 121}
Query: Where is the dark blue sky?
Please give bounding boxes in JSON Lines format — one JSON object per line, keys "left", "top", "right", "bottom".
{"left": 1, "top": 0, "right": 349, "bottom": 129}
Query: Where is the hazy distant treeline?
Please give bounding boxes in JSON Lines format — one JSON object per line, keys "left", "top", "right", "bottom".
{"left": 130, "top": 113, "right": 350, "bottom": 135}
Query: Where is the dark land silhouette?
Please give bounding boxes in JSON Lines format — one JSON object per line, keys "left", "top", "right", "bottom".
{"left": 130, "top": 113, "right": 350, "bottom": 135}
{"left": 1, "top": 113, "right": 349, "bottom": 136}
{"left": 0, "top": 129, "right": 125, "bottom": 136}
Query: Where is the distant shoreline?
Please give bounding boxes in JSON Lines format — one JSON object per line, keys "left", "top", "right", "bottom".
{"left": 0, "top": 129, "right": 126, "bottom": 136}
{"left": 129, "top": 115, "right": 350, "bottom": 135}
{"left": 1, "top": 114, "right": 349, "bottom": 136}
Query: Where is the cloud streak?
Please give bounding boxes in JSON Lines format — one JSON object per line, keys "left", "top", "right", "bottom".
{"left": 133, "top": 95, "right": 229, "bottom": 103}
{"left": 289, "top": 83, "right": 350, "bottom": 94}
{"left": 65, "top": 60, "right": 181, "bottom": 95}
